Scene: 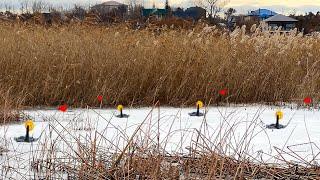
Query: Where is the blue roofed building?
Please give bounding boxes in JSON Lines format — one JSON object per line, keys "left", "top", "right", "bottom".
{"left": 248, "top": 9, "right": 277, "bottom": 20}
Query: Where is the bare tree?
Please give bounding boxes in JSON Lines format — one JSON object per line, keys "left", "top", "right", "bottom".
{"left": 224, "top": 7, "right": 235, "bottom": 24}
{"left": 72, "top": 5, "right": 86, "bottom": 20}
{"left": 32, "top": 1, "right": 48, "bottom": 13}
{"left": 225, "top": 7, "right": 235, "bottom": 19}
{"left": 20, "top": 0, "right": 30, "bottom": 14}
{"left": 195, "top": 0, "right": 229, "bottom": 20}
{"left": 225, "top": 7, "right": 236, "bottom": 30}
{"left": 5, "top": 4, "right": 13, "bottom": 12}
{"left": 126, "top": 0, "right": 143, "bottom": 19}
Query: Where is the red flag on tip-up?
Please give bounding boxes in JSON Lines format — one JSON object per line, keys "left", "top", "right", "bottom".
{"left": 97, "top": 95, "right": 103, "bottom": 102}
{"left": 219, "top": 89, "right": 228, "bottom": 96}
{"left": 304, "top": 97, "right": 312, "bottom": 105}
{"left": 58, "top": 104, "right": 68, "bottom": 112}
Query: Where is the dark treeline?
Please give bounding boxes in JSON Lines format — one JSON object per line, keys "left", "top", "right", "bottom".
{"left": 290, "top": 12, "right": 320, "bottom": 34}
{"left": 1, "top": 3, "right": 320, "bottom": 34}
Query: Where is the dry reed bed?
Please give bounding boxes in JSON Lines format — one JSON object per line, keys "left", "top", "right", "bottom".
{"left": 38, "top": 150, "right": 320, "bottom": 179}
{"left": 0, "top": 23, "right": 319, "bottom": 108}
{"left": 0, "top": 90, "right": 20, "bottom": 124}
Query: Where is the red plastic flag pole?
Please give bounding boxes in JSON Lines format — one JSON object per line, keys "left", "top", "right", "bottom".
{"left": 303, "top": 97, "right": 312, "bottom": 110}
{"left": 219, "top": 89, "right": 228, "bottom": 96}
{"left": 304, "top": 97, "right": 312, "bottom": 105}
{"left": 58, "top": 104, "right": 68, "bottom": 112}
{"left": 218, "top": 89, "right": 228, "bottom": 106}
{"left": 97, "top": 95, "right": 103, "bottom": 108}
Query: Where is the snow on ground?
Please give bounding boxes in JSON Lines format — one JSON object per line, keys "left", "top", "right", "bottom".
{"left": 1, "top": 105, "right": 320, "bottom": 177}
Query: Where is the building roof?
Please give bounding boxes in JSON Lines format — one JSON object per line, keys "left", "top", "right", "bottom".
{"left": 248, "top": 9, "right": 277, "bottom": 18}
{"left": 264, "top": 14, "right": 298, "bottom": 22}
{"left": 142, "top": 8, "right": 167, "bottom": 17}
{"left": 99, "top": 1, "right": 127, "bottom": 6}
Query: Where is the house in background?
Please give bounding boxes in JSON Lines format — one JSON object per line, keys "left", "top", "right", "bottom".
{"left": 264, "top": 14, "right": 298, "bottom": 31}
{"left": 227, "top": 8, "right": 277, "bottom": 30}
{"left": 228, "top": 8, "right": 299, "bottom": 32}
{"left": 142, "top": 8, "right": 168, "bottom": 19}
{"left": 91, "top": 1, "right": 128, "bottom": 17}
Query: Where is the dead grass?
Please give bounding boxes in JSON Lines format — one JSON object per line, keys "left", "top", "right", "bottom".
{"left": 0, "top": 90, "right": 21, "bottom": 124}
{"left": 0, "top": 22, "right": 319, "bottom": 108}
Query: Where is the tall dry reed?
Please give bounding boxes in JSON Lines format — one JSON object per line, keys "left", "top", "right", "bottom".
{"left": 0, "top": 22, "right": 319, "bottom": 107}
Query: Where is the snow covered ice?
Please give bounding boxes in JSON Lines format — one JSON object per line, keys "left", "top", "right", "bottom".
{"left": 1, "top": 105, "right": 320, "bottom": 177}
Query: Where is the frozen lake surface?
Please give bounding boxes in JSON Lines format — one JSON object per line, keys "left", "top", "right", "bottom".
{"left": 1, "top": 105, "right": 320, "bottom": 178}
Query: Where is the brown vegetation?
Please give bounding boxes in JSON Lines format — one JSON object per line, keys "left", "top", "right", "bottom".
{"left": 0, "top": 90, "right": 20, "bottom": 124}
{"left": 0, "top": 22, "right": 319, "bottom": 108}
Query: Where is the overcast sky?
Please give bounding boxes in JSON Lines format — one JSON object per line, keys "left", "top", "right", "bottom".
{"left": 1, "top": 0, "right": 320, "bottom": 14}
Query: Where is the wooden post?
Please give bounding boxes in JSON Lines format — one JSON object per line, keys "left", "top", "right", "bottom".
{"left": 25, "top": 126, "right": 30, "bottom": 142}
{"left": 217, "top": 95, "right": 221, "bottom": 107}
